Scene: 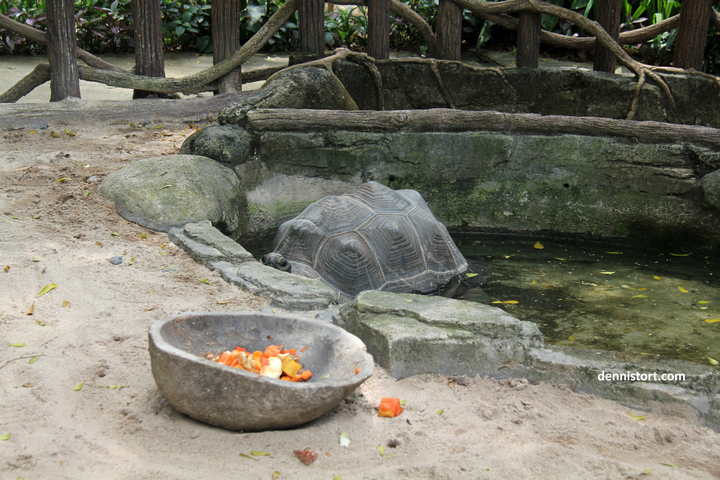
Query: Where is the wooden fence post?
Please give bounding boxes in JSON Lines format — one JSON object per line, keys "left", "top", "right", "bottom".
{"left": 131, "top": 0, "right": 166, "bottom": 99}
{"left": 212, "top": 0, "right": 242, "bottom": 93}
{"left": 436, "top": 0, "right": 462, "bottom": 61}
{"left": 593, "top": 0, "right": 621, "bottom": 73}
{"left": 299, "top": 0, "right": 325, "bottom": 55}
{"left": 674, "top": 0, "right": 714, "bottom": 70}
{"left": 367, "top": 0, "right": 390, "bottom": 60}
{"left": 516, "top": 10, "right": 541, "bottom": 68}
{"left": 46, "top": 0, "right": 80, "bottom": 101}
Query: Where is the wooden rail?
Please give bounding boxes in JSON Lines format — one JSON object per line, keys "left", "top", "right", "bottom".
{"left": 22, "top": 0, "right": 720, "bottom": 101}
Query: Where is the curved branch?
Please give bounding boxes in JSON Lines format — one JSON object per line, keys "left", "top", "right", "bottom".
{"left": 331, "top": 0, "right": 438, "bottom": 56}
{"left": 481, "top": 12, "right": 681, "bottom": 50}
{"left": 0, "top": 63, "right": 51, "bottom": 103}
{"left": 77, "top": 0, "right": 298, "bottom": 94}
{"left": 0, "top": 12, "right": 126, "bottom": 72}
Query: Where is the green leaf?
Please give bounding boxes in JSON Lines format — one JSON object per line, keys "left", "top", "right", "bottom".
{"left": 377, "top": 445, "right": 385, "bottom": 456}
{"left": 74, "top": 381, "right": 85, "bottom": 391}
{"left": 437, "top": 408, "right": 445, "bottom": 415}
{"left": 9, "top": 342, "right": 25, "bottom": 347}
{"left": 37, "top": 283, "right": 57, "bottom": 297}
{"left": 320, "top": 374, "right": 330, "bottom": 379}
{"left": 29, "top": 355, "right": 41, "bottom": 364}
{"left": 57, "top": 177, "right": 71, "bottom": 183}
{"left": 200, "top": 278, "right": 211, "bottom": 284}
{"left": 251, "top": 450, "right": 272, "bottom": 456}
{"left": 0, "top": 433, "right": 10, "bottom": 440}
{"left": 661, "top": 463, "right": 680, "bottom": 468}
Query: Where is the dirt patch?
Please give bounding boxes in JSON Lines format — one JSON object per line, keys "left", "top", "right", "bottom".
{"left": 1, "top": 107, "right": 719, "bottom": 479}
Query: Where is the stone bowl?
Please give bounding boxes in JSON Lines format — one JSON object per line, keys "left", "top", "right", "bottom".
{"left": 148, "top": 312, "right": 374, "bottom": 431}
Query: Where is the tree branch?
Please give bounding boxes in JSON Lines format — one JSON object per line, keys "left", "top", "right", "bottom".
{"left": 0, "top": 63, "right": 51, "bottom": 103}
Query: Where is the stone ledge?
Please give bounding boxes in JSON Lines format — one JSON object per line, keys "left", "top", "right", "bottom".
{"left": 336, "top": 290, "right": 720, "bottom": 430}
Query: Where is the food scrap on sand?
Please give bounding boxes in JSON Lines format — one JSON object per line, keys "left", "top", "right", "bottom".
{"left": 378, "top": 397, "right": 404, "bottom": 417}
{"left": 205, "top": 344, "right": 313, "bottom": 381}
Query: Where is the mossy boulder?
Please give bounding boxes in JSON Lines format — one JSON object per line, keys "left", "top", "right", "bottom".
{"left": 99, "top": 154, "right": 245, "bottom": 236}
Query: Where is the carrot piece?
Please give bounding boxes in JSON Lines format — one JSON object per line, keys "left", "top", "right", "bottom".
{"left": 280, "top": 349, "right": 296, "bottom": 355}
{"left": 260, "top": 357, "right": 269, "bottom": 368}
{"left": 263, "top": 345, "right": 281, "bottom": 358}
{"left": 291, "top": 374, "right": 302, "bottom": 382}
{"left": 218, "top": 350, "right": 232, "bottom": 365}
{"left": 301, "top": 370, "right": 312, "bottom": 381}
{"left": 229, "top": 358, "right": 239, "bottom": 368}
{"left": 251, "top": 351, "right": 263, "bottom": 371}
{"left": 355, "top": 366, "right": 360, "bottom": 374}
{"left": 234, "top": 347, "right": 246, "bottom": 353}
{"left": 233, "top": 363, "right": 245, "bottom": 370}
{"left": 280, "top": 375, "right": 292, "bottom": 381}
{"left": 378, "top": 397, "right": 404, "bottom": 418}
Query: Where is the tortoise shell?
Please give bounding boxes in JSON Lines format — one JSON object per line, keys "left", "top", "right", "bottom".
{"left": 270, "top": 181, "right": 470, "bottom": 300}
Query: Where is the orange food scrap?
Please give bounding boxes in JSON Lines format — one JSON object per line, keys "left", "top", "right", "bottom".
{"left": 378, "top": 397, "right": 404, "bottom": 418}
{"left": 355, "top": 366, "right": 360, "bottom": 374}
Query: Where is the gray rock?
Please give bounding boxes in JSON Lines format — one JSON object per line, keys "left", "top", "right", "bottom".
{"left": 335, "top": 290, "right": 543, "bottom": 378}
{"left": 211, "top": 260, "right": 339, "bottom": 310}
{"left": 179, "top": 123, "right": 253, "bottom": 169}
{"left": 98, "top": 155, "right": 245, "bottom": 236}
{"left": 700, "top": 169, "right": 720, "bottom": 211}
{"left": 168, "top": 220, "right": 254, "bottom": 264}
{"left": 218, "top": 66, "right": 358, "bottom": 125}
{"left": 109, "top": 256, "right": 123, "bottom": 265}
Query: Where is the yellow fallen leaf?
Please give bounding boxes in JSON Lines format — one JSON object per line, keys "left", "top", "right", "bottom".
{"left": 466, "top": 273, "right": 479, "bottom": 278}
{"left": 377, "top": 445, "right": 385, "bottom": 456}
{"left": 678, "top": 287, "right": 689, "bottom": 293}
{"left": 709, "top": 358, "right": 719, "bottom": 366}
{"left": 628, "top": 413, "right": 646, "bottom": 420}
{"left": 37, "top": 283, "right": 57, "bottom": 297}
{"left": 96, "top": 241, "right": 103, "bottom": 247}
{"left": 534, "top": 241, "right": 544, "bottom": 249}
{"left": 57, "top": 177, "right": 70, "bottom": 183}
{"left": 4, "top": 265, "right": 9, "bottom": 272}
{"left": 0, "top": 433, "right": 10, "bottom": 440}
{"left": 698, "top": 300, "right": 711, "bottom": 304}
{"left": 653, "top": 276, "right": 661, "bottom": 280}
{"left": 26, "top": 302, "right": 34, "bottom": 315}
{"left": 62, "top": 300, "right": 71, "bottom": 308}
{"left": 704, "top": 319, "right": 720, "bottom": 323}
{"left": 555, "top": 257, "right": 566, "bottom": 261}
{"left": 64, "top": 127, "right": 76, "bottom": 136}
{"left": 569, "top": 336, "right": 575, "bottom": 341}
{"left": 251, "top": 451, "right": 272, "bottom": 456}
{"left": 605, "top": 251, "right": 622, "bottom": 254}
{"left": 140, "top": 232, "right": 148, "bottom": 239}
{"left": 633, "top": 295, "right": 648, "bottom": 298}
{"left": 492, "top": 300, "right": 519, "bottom": 304}
{"left": 29, "top": 129, "right": 36, "bottom": 134}
{"left": 638, "top": 288, "right": 646, "bottom": 291}
{"left": 600, "top": 271, "right": 615, "bottom": 275}
{"left": 437, "top": 408, "right": 445, "bottom": 415}
{"left": 74, "top": 382, "right": 85, "bottom": 391}
{"left": 670, "top": 253, "right": 691, "bottom": 257}
{"left": 531, "top": 280, "right": 538, "bottom": 285}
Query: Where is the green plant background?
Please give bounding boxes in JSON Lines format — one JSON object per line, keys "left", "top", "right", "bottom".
{"left": 0, "top": 0, "right": 718, "bottom": 73}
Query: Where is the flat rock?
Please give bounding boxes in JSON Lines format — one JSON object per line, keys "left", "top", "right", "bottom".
{"left": 99, "top": 154, "right": 245, "bottom": 235}
{"left": 211, "top": 261, "right": 339, "bottom": 311}
{"left": 334, "top": 290, "right": 544, "bottom": 378}
{"left": 168, "top": 220, "right": 255, "bottom": 264}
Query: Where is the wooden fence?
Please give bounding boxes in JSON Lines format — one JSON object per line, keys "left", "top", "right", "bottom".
{"left": 25, "top": 0, "right": 720, "bottom": 101}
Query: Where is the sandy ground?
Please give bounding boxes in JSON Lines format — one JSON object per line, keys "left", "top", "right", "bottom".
{"left": 1, "top": 94, "right": 720, "bottom": 480}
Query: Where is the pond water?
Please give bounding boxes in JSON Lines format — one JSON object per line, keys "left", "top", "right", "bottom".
{"left": 455, "top": 235, "right": 720, "bottom": 366}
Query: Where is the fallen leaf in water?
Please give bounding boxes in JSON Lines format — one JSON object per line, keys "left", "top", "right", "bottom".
{"left": 605, "top": 251, "right": 622, "bottom": 254}
{"left": 653, "top": 275, "right": 661, "bottom": 280}
{"left": 638, "top": 288, "right": 647, "bottom": 291}
{"left": 600, "top": 271, "right": 615, "bottom": 275}
{"left": 670, "top": 253, "right": 691, "bottom": 257}
{"left": 74, "top": 381, "right": 85, "bottom": 391}
{"left": 555, "top": 257, "right": 566, "bottom": 261}
{"left": 569, "top": 336, "right": 574, "bottom": 341}
{"left": 37, "top": 283, "right": 57, "bottom": 297}
{"left": 534, "top": 242, "right": 544, "bottom": 249}
{"left": 633, "top": 295, "right": 648, "bottom": 298}
{"left": 709, "top": 358, "right": 719, "bottom": 366}
{"left": 698, "top": 300, "right": 711, "bottom": 304}
{"left": 531, "top": 280, "right": 538, "bottom": 285}
{"left": 705, "top": 319, "right": 720, "bottom": 323}
{"left": 293, "top": 449, "right": 319, "bottom": 465}
{"left": 628, "top": 413, "right": 647, "bottom": 420}
{"left": 26, "top": 303, "right": 34, "bottom": 315}
{"left": 678, "top": 287, "right": 689, "bottom": 293}
{"left": 621, "top": 285, "right": 635, "bottom": 290}
{"left": 251, "top": 451, "right": 272, "bottom": 456}
{"left": 492, "top": 300, "right": 518, "bottom": 304}
{"left": 466, "top": 273, "right": 479, "bottom": 278}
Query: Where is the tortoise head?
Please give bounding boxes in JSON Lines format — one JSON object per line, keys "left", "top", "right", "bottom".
{"left": 261, "top": 252, "right": 292, "bottom": 273}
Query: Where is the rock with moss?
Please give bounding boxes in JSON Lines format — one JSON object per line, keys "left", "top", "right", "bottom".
{"left": 99, "top": 154, "right": 245, "bottom": 236}
{"left": 180, "top": 124, "right": 253, "bottom": 169}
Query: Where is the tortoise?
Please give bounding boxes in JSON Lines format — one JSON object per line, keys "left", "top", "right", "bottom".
{"left": 261, "top": 181, "right": 487, "bottom": 301}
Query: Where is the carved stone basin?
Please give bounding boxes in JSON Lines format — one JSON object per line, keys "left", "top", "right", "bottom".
{"left": 148, "top": 311, "right": 374, "bottom": 431}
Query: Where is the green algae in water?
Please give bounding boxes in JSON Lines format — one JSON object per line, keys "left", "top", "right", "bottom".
{"left": 457, "top": 237, "right": 720, "bottom": 366}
